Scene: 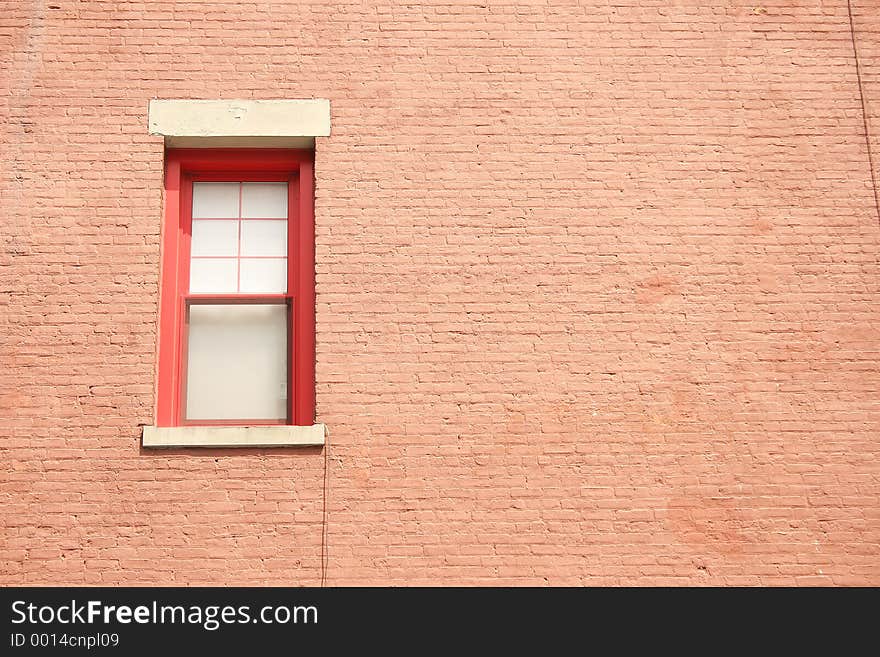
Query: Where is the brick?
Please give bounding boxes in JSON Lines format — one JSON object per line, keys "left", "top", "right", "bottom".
{"left": 1, "top": 0, "right": 879, "bottom": 587}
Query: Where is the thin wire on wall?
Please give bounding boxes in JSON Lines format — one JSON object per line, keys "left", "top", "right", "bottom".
{"left": 846, "top": 0, "right": 880, "bottom": 226}
{"left": 320, "top": 425, "right": 329, "bottom": 586}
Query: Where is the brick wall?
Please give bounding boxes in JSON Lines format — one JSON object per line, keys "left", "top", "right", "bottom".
{"left": 1, "top": 0, "right": 878, "bottom": 585}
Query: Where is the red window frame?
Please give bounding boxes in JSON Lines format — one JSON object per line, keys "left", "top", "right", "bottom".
{"left": 155, "top": 149, "right": 315, "bottom": 427}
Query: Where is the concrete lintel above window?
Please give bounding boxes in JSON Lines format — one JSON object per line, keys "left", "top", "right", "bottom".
{"left": 164, "top": 136, "right": 317, "bottom": 148}
{"left": 142, "top": 424, "right": 326, "bottom": 448}
{"left": 148, "top": 99, "right": 330, "bottom": 148}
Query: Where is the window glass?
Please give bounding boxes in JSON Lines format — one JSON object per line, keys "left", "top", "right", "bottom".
{"left": 240, "top": 220, "right": 287, "bottom": 257}
{"left": 192, "top": 182, "right": 239, "bottom": 218}
{"left": 241, "top": 182, "right": 288, "bottom": 218}
{"left": 185, "top": 304, "right": 288, "bottom": 421}
{"left": 191, "top": 220, "right": 238, "bottom": 257}
{"left": 188, "top": 182, "right": 288, "bottom": 294}
{"left": 239, "top": 259, "right": 287, "bottom": 294}
{"left": 189, "top": 259, "right": 238, "bottom": 294}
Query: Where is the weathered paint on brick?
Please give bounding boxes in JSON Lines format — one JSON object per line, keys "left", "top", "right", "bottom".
{"left": 1, "top": 0, "right": 878, "bottom": 586}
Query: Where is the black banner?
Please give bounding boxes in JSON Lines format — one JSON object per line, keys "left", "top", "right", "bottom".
{"left": 0, "top": 587, "right": 872, "bottom": 652}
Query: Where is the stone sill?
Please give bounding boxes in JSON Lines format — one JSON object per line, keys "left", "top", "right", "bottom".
{"left": 142, "top": 424, "right": 325, "bottom": 448}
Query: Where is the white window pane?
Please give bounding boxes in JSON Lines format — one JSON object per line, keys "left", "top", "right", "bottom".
{"left": 241, "top": 182, "right": 288, "bottom": 218}
{"left": 192, "top": 182, "right": 240, "bottom": 218}
{"left": 189, "top": 258, "right": 238, "bottom": 294}
{"left": 191, "top": 220, "right": 239, "bottom": 257}
{"left": 240, "top": 220, "right": 287, "bottom": 257}
{"left": 239, "top": 258, "right": 287, "bottom": 294}
{"left": 185, "top": 304, "right": 288, "bottom": 421}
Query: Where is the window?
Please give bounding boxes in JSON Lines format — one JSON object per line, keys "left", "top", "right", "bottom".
{"left": 155, "top": 149, "right": 315, "bottom": 427}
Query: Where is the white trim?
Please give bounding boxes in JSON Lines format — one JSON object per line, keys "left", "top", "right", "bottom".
{"left": 142, "top": 424, "right": 326, "bottom": 448}
{"left": 148, "top": 99, "right": 331, "bottom": 139}
{"left": 163, "top": 136, "right": 317, "bottom": 149}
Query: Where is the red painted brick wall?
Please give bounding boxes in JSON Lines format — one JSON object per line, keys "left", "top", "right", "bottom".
{"left": 1, "top": 0, "right": 878, "bottom": 586}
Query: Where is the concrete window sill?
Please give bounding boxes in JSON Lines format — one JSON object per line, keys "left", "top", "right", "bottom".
{"left": 142, "top": 424, "right": 325, "bottom": 448}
